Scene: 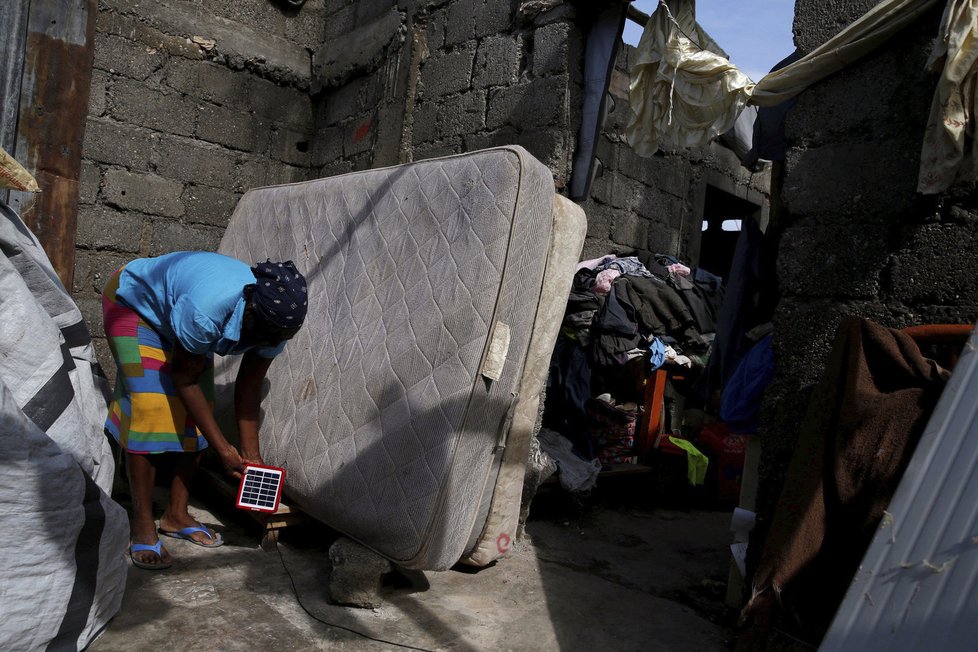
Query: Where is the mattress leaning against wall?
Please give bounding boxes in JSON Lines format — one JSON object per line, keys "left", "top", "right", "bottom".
{"left": 0, "top": 200, "right": 129, "bottom": 651}
{"left": 215, "top": 146, "right": 586, "bottom": 570}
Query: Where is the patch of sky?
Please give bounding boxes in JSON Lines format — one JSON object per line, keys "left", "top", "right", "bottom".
{"left": 622, "top": 1, "right": 796, "bottom": 83}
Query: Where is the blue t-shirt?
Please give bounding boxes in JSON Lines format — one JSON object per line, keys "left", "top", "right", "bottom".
{"left": 116, "top": 251, "right": 285, "bottom": 358}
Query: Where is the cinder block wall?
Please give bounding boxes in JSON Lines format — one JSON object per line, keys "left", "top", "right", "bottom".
{"left": 75, "top": 0, "right": 768, "bottom": 375}
{"left": 755, "top": 0, "right": 978, "bottom": 557}
{"left": 76, "top": 0, "right": 323, "bottom": 369}
{"left": 579, "top": 44, "right": 768, "bottom": 260}
{"left": 311, "top": 1, "right": 766, "bottom": 263}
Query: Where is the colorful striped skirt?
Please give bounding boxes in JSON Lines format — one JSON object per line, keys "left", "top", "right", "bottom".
{"left": 102, "top": 266, "right": 213, "bottom": 454}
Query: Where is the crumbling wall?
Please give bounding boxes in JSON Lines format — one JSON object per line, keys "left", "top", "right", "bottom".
{"left": 757, "top": 0, "right": 978, "bottom": 552}
{"left": 580, "top": 42, "right": 768, "bottom": 261}
{"left": 75, "top": 0, "right": 321, "bottom": 371}
{"left": 311, "top": 2, "right": 765, "bottom": 264}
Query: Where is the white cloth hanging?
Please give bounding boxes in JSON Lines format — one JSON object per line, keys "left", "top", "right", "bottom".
{"left": 627, "top": 0, "right": 977, "bottom": 194}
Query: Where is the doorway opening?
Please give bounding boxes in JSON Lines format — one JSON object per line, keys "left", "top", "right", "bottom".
{"left": 698, "top": 185, "right": 761, "bottom": 281}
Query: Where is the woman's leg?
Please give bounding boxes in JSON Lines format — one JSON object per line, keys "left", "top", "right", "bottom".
{"left": 128, "top": 452, "right": 170, "bottom": 566}
{"left": 159, "top": 452, "right": 220, "bottom": 544}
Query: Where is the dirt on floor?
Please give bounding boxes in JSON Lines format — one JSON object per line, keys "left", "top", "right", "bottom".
{"left": 89, "top": 475, "right": 739, "bottom": 651}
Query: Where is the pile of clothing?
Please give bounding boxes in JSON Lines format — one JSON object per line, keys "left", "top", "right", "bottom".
{"left": 545, "top": 252, "right": 724, "bottom": 468}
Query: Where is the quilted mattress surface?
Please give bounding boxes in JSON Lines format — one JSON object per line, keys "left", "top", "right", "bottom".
{"left": 216, "top": 146, "right": 581, "bottom": 569}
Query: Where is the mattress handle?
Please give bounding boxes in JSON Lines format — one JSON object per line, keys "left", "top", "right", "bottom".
{"left": 494, "top": 391, "right": 519, "bottom": 451}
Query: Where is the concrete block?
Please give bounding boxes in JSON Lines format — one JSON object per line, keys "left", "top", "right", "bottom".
{"left": 79, "top": 161, "right": 101, "bottom": 206}
{"left": 635, "top": 187, "right": 683, "bottom": 222}
{"left": 411, "top": 101, "right": 440, "bottom": 145}
{"left": 517, "top": 128, "right": 565, "bottom": 174}
{"left": 72, "top": 251, "right": 93, "bottom": 296}
{"left": 248, "top": 78, "right": 314, "bottom": 126}
{"left": 579, "top": 200, "right": 615, "bottom": 241}
{"left": 197, "top": 62, "right": 252, "bottom": 107}
{"left": 473, "top": 35, "right": 520, "bottom": 89}
{"left": 94, "top": 33, "right": 164, "bottom": 80}
{"left": 311, "top": 126, "right": 345, "bottom": 167}
{"left": 420, "top": 45, "right": 477, "bottom": 99}
{"left": 343, "top": 115, "right": 377, "bottom": 157}
{"left": 580, "top": 235, "right": 618, "bottom": 261}
{"left": 96, "top": 10, "right": 204, "bottom": 60}
{"left": 486, "top": 76, "right": 567, "bottom": 130}
{"left": 424, "top": 7, "right": 447, "bottom": 52}
{"left": 146, "top": 219, "right": 223, "bottom": 256}
{"left": 82, "top": 118, "right": 156, "bottom": 171}
{"left": 474, "top": 0, "right": 514, "bottom": 39}
{"left": 529, "top": 3, "right": 577, "bottom": 26}
{"left": 182, "top": 185, "right": 241, "bottom": 227}
{"left": 74, "top": 251, "right": 128, "bottom": 297}
{"left": 319, "top": 76, "right": 380, "bottom": 125}
{"left": 793, "top": 0, "right": 901, "bottom": 53}
{"left": 413, "top": 138, "right": 461, "bottom": 161}
{"left": 532, "top": 22, "right": 572, "bottom": 77}
{"left": 89, "top": 70, "right": 109, "bottom": 117}
{"left": 152, "top": 136, "right": 239, "bottom": 188}
{"left": 271, "top": 126, "right": 314, "bottom": 166}
{"left": 204, "top": 0, "right": 287, "bottom": 36}
{"left": 887, "top": 223, "right": 978, "bottom": 306}
{"left": 355, "top": 0, "right": 397, "bottom": 27}
{"left": 319, "top": 158, "right": 354, "bottom": 178}
{"left": 325, "top": 3, "right": 356, "bottom": 38}
{"left": 646, "top": 220, "right": 680, "bottom": 254}
{"left": 198, "top": 103, "right": 271, "bottom": 153}
{"left": 286, "top": 6, "right": 327, "bottom": 46}
{"left": 445, "top": 0, "right": 481, "bottom": 46}
{"left": 103, "top": 169, "right": 184, "bottom": 218}
{"left": 109, "top": 80, "right": 197, "bottom": 137}
{"left": 438, "top": 91, "right": 487, "bottom": 138}
{"left": 315, "top": 9, "right": 403, "bottom": 87}
{"left": 265, "top": 162, "right": 313, "bottom": 186}
{"left": 783, "top": 142, "right": 922, "bottom": 224}
{"left": 238, "top": 156, "right": 269, "bottom": 191}
{"left": 328, "top": 537, "right": 392, "bottom": 608}
{"left": 76, "top": 205, "right": 145, "bottom": 252}
{"left": 611, "top": 211, "right": 647, "bottom": 249}
{"left": 462, "top": 126, "right": 519, "bottom": 152}
{"left": 778, "top": 223, "right": 888, "bottom": 299}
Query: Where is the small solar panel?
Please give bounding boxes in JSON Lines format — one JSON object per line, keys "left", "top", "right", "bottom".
{"left": 235, "top": 464, "right": 285, "bottom": 513}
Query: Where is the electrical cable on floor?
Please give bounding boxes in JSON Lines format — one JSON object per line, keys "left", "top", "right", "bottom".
{"left": 275, "top": 544, "right": 437, "bottom": 652}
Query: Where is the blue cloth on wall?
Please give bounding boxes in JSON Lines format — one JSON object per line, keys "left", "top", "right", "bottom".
{"left": 719, "top": 334, "right": 774, "bottom": 433}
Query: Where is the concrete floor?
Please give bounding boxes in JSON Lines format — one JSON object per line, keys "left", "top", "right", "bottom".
{"left": 89, "top": 481, "right": 736, "bottom": 651}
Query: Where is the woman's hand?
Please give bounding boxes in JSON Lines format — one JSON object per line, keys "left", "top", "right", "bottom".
{"left": 218, "top": 445, "right": 246, "bottom": 479}
{"left": 240, "top": 446, "right": 265, "bottom": 466}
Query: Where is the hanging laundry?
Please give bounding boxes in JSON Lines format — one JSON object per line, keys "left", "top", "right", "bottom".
{"left": 626, "top": 0, "right": 753, "bottom": 156}
{"left": 918, "top": 0, "right": 978, "bottom": 193}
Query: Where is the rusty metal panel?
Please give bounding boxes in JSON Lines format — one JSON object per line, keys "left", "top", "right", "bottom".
{"left": 11, "top": 0, "right": 97, "bottom": 288}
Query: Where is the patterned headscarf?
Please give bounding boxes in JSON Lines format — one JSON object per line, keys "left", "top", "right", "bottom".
{"left": 249, "top": 260, "right": 308, "bottom": 329}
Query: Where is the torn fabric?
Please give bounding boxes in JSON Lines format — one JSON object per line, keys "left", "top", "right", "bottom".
{"left": 625, "top": 0, "right": 753, "bottom": 156}
{"left": 918, "top": 0, "right": 978, "bottom": 193}
{"left": 627, "top": 0, "right": 978, "bottom": 194}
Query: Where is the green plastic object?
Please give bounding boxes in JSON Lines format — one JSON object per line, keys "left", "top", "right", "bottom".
{"left": 668, "top": 436, "right": 709, "bottom": 486}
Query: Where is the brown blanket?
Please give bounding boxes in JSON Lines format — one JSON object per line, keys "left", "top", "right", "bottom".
{"left": 741, "top": 317, "right": 950, "bottom": 646}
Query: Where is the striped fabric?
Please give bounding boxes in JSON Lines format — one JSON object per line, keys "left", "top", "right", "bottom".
{"left": 102, "top": 267, "right": 211, "bottom": 454}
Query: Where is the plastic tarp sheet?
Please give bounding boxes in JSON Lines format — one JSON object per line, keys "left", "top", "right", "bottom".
{"left": 0, "top": 200, "right": 128, "bottom": 651}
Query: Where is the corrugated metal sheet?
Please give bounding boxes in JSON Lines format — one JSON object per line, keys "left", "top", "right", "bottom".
{"left": 822, "top": 326, "right": 978, "bottom": 651}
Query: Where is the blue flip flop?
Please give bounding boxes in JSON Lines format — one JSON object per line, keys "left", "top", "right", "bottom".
{"left": 158, "top": 523, "right": 224, "bottom": 548}
{"left": 130, "top": 540, "right": 171, "bottom": 570}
